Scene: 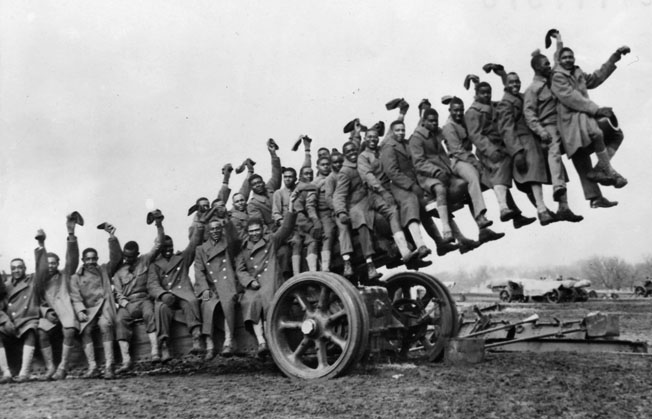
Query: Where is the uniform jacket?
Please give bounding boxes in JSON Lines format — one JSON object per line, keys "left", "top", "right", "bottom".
{"left": 323, "top": 171, "right": 339, "bottom": 211}
{"left": 332, "top": 160, "right": 374, "bottom": 229}
{"left": 357, "top": 148, "right": 390, "bottom": 191}
{"left": 37, "top": 236, "right": 79, "bottom": 331}
{"left": 523, "top": 74, "right": 558, "bottom": 138}
{"left": 379, "top": 134, "right": 421, "bottom": 226}
{"left": 236, "top": 213, "right": 297, "bottom": 321}
{"left": 409, "top": 126, "right": 454, "bottom": 179}
{"left": 465, "top": 101, "right": 507, "bottom": 160}
{"left": 441, "top": 118, "right": 482, "bottom": 169}
{"left": 496, "top": 91, "right": 549, "bottom": 184}
{"left": 3, "top": 271, "right": 39, "bottom": 337}
{"left": 70, "top": 237, "right": 121, "bottom": 332}
{"left": 551, "top": 61, "right": 616, "bottom": 157}
{"left": 313, "top": 173, "right": 331, "bottom": 214}
{"left": 247, "top": 156, "right": 281, "bottom": 230}
{"left": 147, "top": 224, "right": 205, "bottom": 303}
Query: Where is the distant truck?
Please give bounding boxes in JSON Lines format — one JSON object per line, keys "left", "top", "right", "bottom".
{"left": 487, "top": 277, "right": 592, "bottom": 303}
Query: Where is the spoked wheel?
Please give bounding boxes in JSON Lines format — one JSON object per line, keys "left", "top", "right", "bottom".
{"left": 266, "top": 272, "right": 369, "bottom": 379}
{"left": 546, "top": 289, "right": 561, "bottom": 303}
{"left": 384, "top": 272, "right": 459, "bottom": 362}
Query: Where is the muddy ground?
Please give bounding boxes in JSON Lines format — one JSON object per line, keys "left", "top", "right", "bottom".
{"left": 2, "top": 299, "right": 652, "bottom": 419}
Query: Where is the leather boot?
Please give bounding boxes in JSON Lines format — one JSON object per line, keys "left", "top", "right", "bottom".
{"left": 103, "top": 341, "right": 115, "bottom": 380}
{"left": 82, "top": 343, "right": 100, "bottom": 379}
{"left": 116, "top": 340, "right": 133, "bottom": 374}
{"left": 148, "top": 333, "right": 161, "bottom": 362}
{"left": 41, "top": 346, "right": 56, "bottom": 381}
{"left": 14, "top": 345, "right": 35, "bottom": 382}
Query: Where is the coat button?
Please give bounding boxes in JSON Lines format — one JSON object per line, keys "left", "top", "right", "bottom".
{"left": 254, "top": 265, "right": 257, "bottom": 269}
{"left": 222, "top": 259, "right": 226, "bottom": 263}
{"left": 209, "top": 271, "right": 213, "bottom": 274}
{"left": 178, "top": 286, "right": 181, "bottom": 289}
{"left": 12, "top": 312, "right": 16, "bottom": 316}
{"left": 8, "top": 303, "right": 11, "bottom": 307}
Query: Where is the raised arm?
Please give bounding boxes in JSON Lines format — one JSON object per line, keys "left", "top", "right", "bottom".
{"left": 551, "top": 72, "right": 600, "bottom": 115}
{"left": 64, "top": 217, "right": 80, "bottom": 275}
{"left": 266, "top": 144, "right": 282, "bottom": 192}
{"left": 271, "top": 190, "right": 284, "bottom": 225}
{"left": 143, "top": 219, "right": 165, "bottom": 264}
{"left": 217, "top": 163, "right": 233, "bottom": 203}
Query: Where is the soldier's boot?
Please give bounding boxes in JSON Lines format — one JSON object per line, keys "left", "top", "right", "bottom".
{"left": 320, "top": 250, "right": 331, "bottom": 272}
{"left": 82, "top": 343, "right": 100, "bottom": 379}
{"left": 116, "top": 340, "right": 133, "bottom": 374}
{"left": 204, "top": 335, "right": 216, "bottom": 361}
{"left": 253, "top": 322, "right": 268, "bottom": 358}
{"left": 478, "top": 228, "right": 505, "bottom": 244}
{"left": 14, "top": 344, "right": 35, "bottom": 382}
{"left": 291, "top": 255, "right": 302, "bottom": 276}
{"left": 0, "top": 347, "right": 13, "bottom": 384}
{"left": 367, "top": 263, "right": 382, "bottom": 282}
{"left": 306, "top": 254, "right": 319, "bottom": 272}
{"left": 52, "top": 344, "right": 73, "bottom": 380}
{"left": 190, "top": 327, "right": 205, "bottom": 355}
{"left": 342, "top": 259, "right": 354, "bottom": 278}
{"left": 148, "top": 333, "right": 161, "bottom": 363}
{"left": 41, "top": 346, "right": 57, "bottom": 381}
{"left": 393, "top": 231, "right": 418, "bottom": 263}
{"left": 221, "top": 323, "right": 234, "bottom": 358}
{"left": 103, "top": 341, "right": 115, "bottom": 380}
{"left": 160, "top": 339, "right": 171, "bottom": 363}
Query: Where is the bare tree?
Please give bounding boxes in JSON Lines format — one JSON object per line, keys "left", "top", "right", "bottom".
{"left": 581, "top": 256, "right": 633, "bottom": 290}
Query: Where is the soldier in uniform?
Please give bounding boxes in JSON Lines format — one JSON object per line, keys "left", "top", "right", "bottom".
{"left": 236, "top": 193, "right": 298, "bottom": 356}
{"left": 523, "top": 31, "right": 591, "bottom": 217}
{"left": 332, "top": 141, "right": 382, "bottom": 281}
{"left": 194, "top": 219, "right": 240, "bottom": 360}
{"left": 69, "top": 223, "right": 121, "bottom": 379}
{"left": 35, "top": 215, "right": 81, "bottom": 380}
{"left": 313, "top": 155, "right": 336, "bottom": 271}
{"left": 0, "top": 277, "right": 12, "bottom": 383}
{"left": 464, "top": 77, "right": 536, "bottom": 229}
{"left": 550, "top": 41, "right": 629, "bottom": 190}
{"left": 359, "top": 126, "right": 430, "bottom": 265}
{"left": 247, "top": 141, "right": 282, "bottom": 232}
{"left": 112, "top": 213, "right": 165, "bottom": 373}
{"left": 1, "top": 248, "right": 40, "bottom": 382}
{"left": 229, "top": 159, "right": 256, "bottom": 241}
{"left": 147, "top": 207, "right": 213, "bottom": 361}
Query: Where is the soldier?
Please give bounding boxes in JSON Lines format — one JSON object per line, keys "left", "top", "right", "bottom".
{"left": 236, "top": 193, "right": 298, "bottom": 356}
{"left": 523, "top": 32, "right": 591, "bottom": 217}
{"left": 194, "top": 219, "right": 240, "bottom": 360}
{"left": 550, "top": 41, "right": 629, "bottom": 190}
{"left": 359, "top": 126, "right": 430, "bottom": 265}
{"left": 69, "top": 223, "right": 122, "bottom": 379}
{"left": 313, "top": 155, "right": 336, "bottom": 271}
{"left": 488, "top": 66, "right": 559, "bottom": 226}
{"left": 272, "top": 166, "right": 315, "bottom": 275}
{"left": 188, "top": 164, "right": 234, "bottom": 240}
{"left": 332, "top": 141, "right": 381, "bottom": 281}
{"left": 247, "top": 140, "right": 282, "bottom": 232}
{"left": 147, "top": 207, "right": 213, "bottom": 361}
{"left": 35, "top": 214, "right": 81, "bottom": 380}
{"left": 381, "top": 118, "right": 470, "bottom": 256}
{"left": 464, "top": 76, "right": 536, "bottom": 229}
{"left": 230, "top": 158, "right": 256, "bottom": 241}
{"left": 1, "top": 248, "right": 40, "bottom": 382}
{"left": 112, "top": 211, "right": 165, "bottom": 373}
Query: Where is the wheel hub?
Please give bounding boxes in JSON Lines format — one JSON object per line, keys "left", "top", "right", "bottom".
{"left": 301, "top": 319, "right": 318, "bottom": 336}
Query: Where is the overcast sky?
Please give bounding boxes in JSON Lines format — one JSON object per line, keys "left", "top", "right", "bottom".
{"left": 1, "top": 0, "right": 651, "bottom": 277}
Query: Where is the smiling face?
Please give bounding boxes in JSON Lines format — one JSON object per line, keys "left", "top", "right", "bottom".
{"left": 449, "top": 103, "right": 465, "bottom": 124}
{"left": 247, "top": 222, "right": 263, "bottom": 244}
{"left": 10, "top": 260, "right": 26, "bottom": 280}
{"left": 208, "top": 221, "right": 223, "bottom": 242}
{"left": 365, "top": 130, "right": 379, "bottom": 151}
{"left": 250, "top": 176, "right": 265, "bottom": 195}
{"left": 559, "top": 49, "right": 575, "bottom": 71}
{"left": 82, "top": 250, "right": 99, "bottom": 269}
{"left": 343, "top": 143, "right": 358, "bottom": 163}
{"left": 505, "top": 73, "right": 521, "bottom": 95}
